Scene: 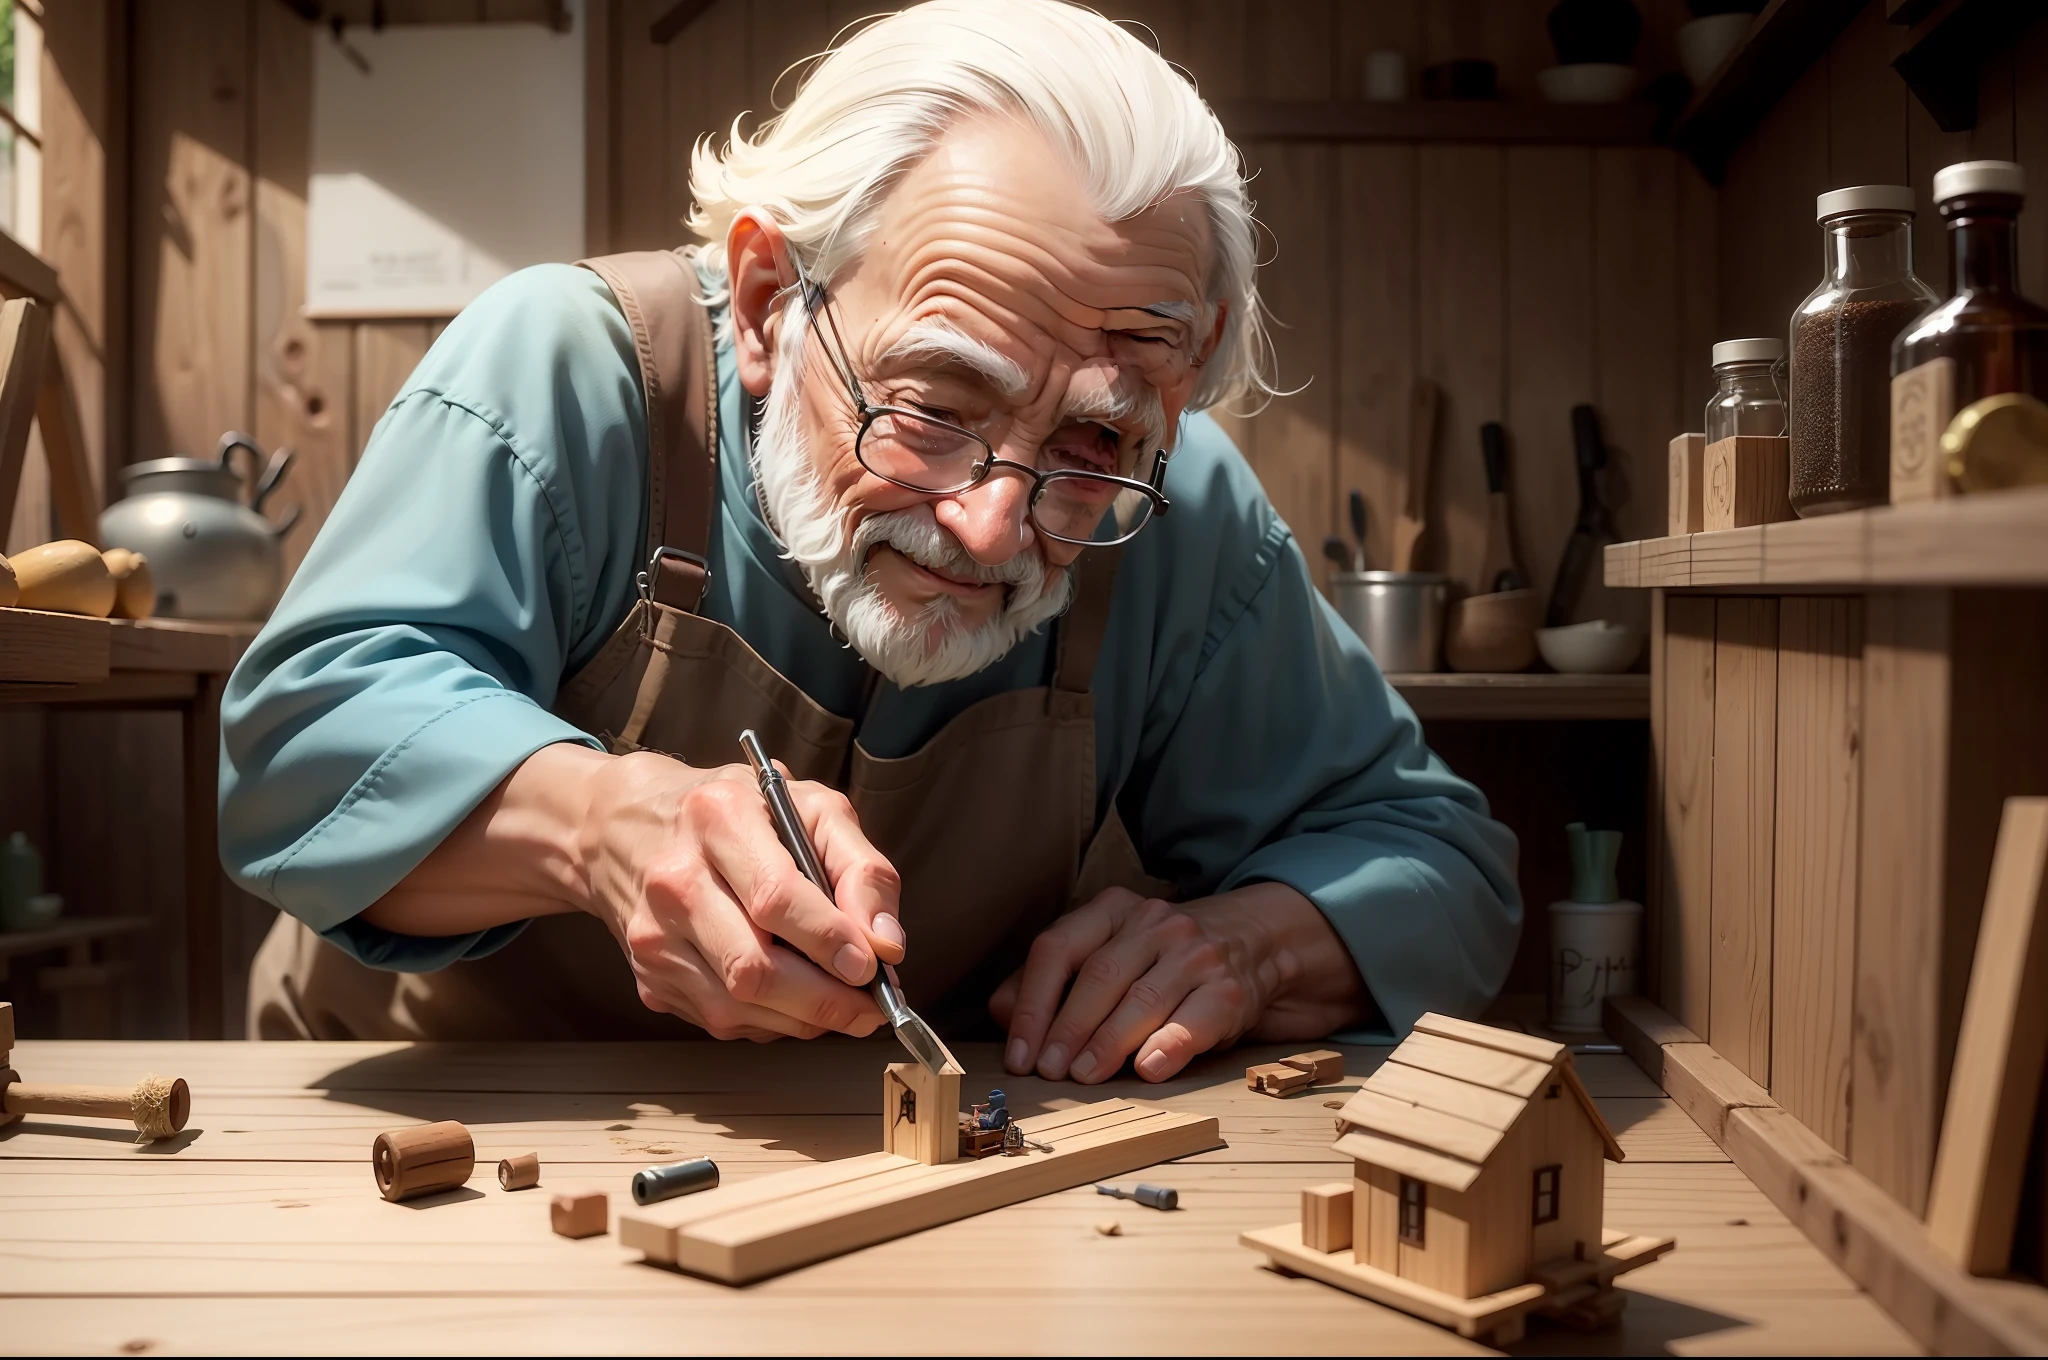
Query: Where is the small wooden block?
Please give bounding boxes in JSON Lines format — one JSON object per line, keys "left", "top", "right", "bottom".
{"left": 1246, "top": 1063, "right": 1313, "bottom": 1096}
{"left": 1669, "top": 432, "right": 1706, "bottom": 535}
{"left": 1891, "top": 356, "right": 1957, "bottom": 506}
{"left": 883, "top": 1062, "right": 962, "bottom": 1166}
{"left": 1301, "top": 1181, "right": 1354, "bottom": 1253}
{"left": 498, "top": 1152, "right": 541, "bottom": 1191}
{"left": 551, "top": 1191, "right": 607, "bottom": 1239}
{"left": 1704, "top": 435, "right": 1792, "bottom": 530}
{"left": 0, "top": 999, "right": 13, "bottom": 1057}
{"left": 1280, "top": 1049, "right": 1345, "bottom": 1084}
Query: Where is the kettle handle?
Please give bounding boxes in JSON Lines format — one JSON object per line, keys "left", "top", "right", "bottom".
{"left": 252, "top": 447, "right": 296, "bottom": 512}
{"left": 215, "top": 431, "right": 265, "bottom": 488}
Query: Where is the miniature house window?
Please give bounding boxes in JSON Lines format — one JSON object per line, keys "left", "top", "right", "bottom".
{"left": 1398, "top": 1176, "right": 1427, "bottom": 1246}
{"left": 1533, "top": 1164, "right": 1561, "bottom": 1225}
{"left": 1546, "top": 1082, "right": 1561, "bottom": 1099}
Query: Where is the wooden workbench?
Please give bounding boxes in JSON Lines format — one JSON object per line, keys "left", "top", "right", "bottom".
{"left": 0, "top": 1038, "right": 1914, "bottom": 1354}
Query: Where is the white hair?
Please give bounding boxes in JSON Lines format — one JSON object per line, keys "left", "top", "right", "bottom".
{"left": 684, "top": 0, "right": 1275, "bottom": 411}
{"left": 752, "top": 289, "right": 1077, "bottom": 686}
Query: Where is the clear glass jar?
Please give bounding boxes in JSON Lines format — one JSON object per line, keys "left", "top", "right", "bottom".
{"left": 1704, "top": 337, "right": 1787, "bottom": 443}
{"left": 1789, "top": 186, "right": 1941, "bottom": 516}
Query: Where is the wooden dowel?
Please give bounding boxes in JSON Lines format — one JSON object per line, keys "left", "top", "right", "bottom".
{"left": 373, "top": 1121, "right": 475, "bottom": 1202}
{"left": 0, "top": 1076, "right": 191, "bottom": 1140}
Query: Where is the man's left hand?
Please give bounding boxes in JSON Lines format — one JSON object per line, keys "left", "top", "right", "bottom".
{"left": 989, "top": 882, "right": 1369, "bottom": 1084}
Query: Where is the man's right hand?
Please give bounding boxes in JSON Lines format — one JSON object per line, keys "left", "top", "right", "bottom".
{"left": 576, "top": 750, "right": 905, "bottom": 1040}
{"left": 364, "top": 742, "right": 904, "bottom": 1041}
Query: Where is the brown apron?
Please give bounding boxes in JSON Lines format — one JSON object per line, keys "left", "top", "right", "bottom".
{"left": 248, "top": 249, "right": 1157, "bottom": 1041}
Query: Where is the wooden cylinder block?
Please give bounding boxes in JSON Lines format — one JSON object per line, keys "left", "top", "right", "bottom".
{"left": 498, "top": 1152, "right": 541, "bottom": 1191}
{"left": 372, "top": 1121, "right": 475, "bottom": 1202}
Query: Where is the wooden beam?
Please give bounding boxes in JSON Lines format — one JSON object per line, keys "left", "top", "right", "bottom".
{"left": 0, "top": 297, "right": 54, "bottom": 539}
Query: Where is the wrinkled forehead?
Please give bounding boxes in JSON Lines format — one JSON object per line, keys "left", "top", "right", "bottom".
{"left": 843, "top": 116, "right": 1213, "bottom": 368}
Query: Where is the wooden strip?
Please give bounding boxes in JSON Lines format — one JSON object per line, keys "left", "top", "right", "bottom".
{"left": 1334, "top": 1089, "right": 1506, "bottom": 1165}
{"left": 1688, "top": 525, "right": 1766, "bottom": 586}
{"left": 1384, "top": 1031, "right": 1551, "bottom": 1098}
{"left": 1709, "top": 598, "right": 1778, "bottom": 1084}
{"left": 1329, "top": 1129, "right": 1481, "bottom": 1193}
{"left": 0, "top": 607, "right": 110, "bottom": 684}
{"left": 1604, "top": 994, "right": 1772, "bottom": 1145}
{"left": 635, "top": 1104, "right": 1222, "bottom": 1283}
{"left": 1659, "top": 596, "right": 1716, "bottom": 1033}
{"left": 1770, "top": 598, "right": 1860, "bottom": 1153}
{"left": 1762, "top": 510, "right": 1865, "bottom": 584}
{"left": 1361, "top": 1060, "right": 1525, "bottom": 1131}
{"left": 1334, "top": 143, "right": 1416, "bottom": 575}
{"left": 0, "top": 297, "right": 53, "bottom": 538}
{"left": 1635, "top": 534, "right": 1693, "bottom": 587}
{"left": 1926, "top": 799, "right": 2048, "bottom": 1274}
{"left": 34, "top": 349, "right": 99, "bottom": 542}
{"left": 1408, "top": 1012, "right": 1564, "bottom": 1065}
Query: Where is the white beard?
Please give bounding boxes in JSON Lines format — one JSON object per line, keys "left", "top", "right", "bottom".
{"left": 750, "top": 301, "right": 1077, "bottom": 688}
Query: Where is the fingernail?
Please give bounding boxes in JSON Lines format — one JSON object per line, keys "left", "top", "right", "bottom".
{"left": 1006, "top": 1038, "right": 1029, "bottom": 1072}
{"left": 833, "top": 943, "right": 869, "bottom": 984}
{"left": 1138, "top": 1050, "right": 1170, "bottom": 1081}
{"left": 872, "top": 914, "right": 905, "bottom": 950}
{"left": 1040, "top": 1043, "right": 1069, "bottom": 1077}
{"left": 1070, "top": 1051, "right": 1098, "bottom": 1081}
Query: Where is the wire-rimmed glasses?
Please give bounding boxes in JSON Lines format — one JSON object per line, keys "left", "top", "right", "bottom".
{"left": 789, "top": 261, "right": 1171, "bottom": 547}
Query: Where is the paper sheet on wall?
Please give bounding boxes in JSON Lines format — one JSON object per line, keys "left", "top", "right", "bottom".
{"left": 307, "top": 6, "right": 584, "bottom": 319}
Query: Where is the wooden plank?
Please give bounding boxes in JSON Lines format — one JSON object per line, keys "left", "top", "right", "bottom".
{"left": 1408, "top": 1012, "right": 1564, "bottom": 1065}
{"left": 614, "top": 0, "right": 673, "bottom": 252}
{"left": 625, "top": 1100, "right": 1221, "bottom": 1282}
{"left": 184, "top": 671, "right": 225, "bottom": 1039}
{"left": 1760, "top": 509, "right": 1866, "bottom": 583}
{"left": 1855, "top": 589, "right": 1949, "bottom": 1213}
{"left": 351, "top": 324, "right": 432, "bottom": 457}
{"left": 35, "top": 351, "right": 99, "bottom": 544}
{"left": 1688, "top": 525, "right": 1766, "bottom": 586}
{"left": 1359, "top": 1057, "right": 1526, "bottom": 1132}
{"left": 104, "top": 618, "right": 260, "bottom": 674}
{"left": 1635, "top": 534, "right": 1693, "bottom": 587}
{"left": 1384, "top": 1031, "right": 1551, "bottom": 1099}
{"left": 1335, "top": 1089, "right": 1506, "bottom": 1166}
{"left": 131, "top": 0, "right": 251, "bottom": 464}
{"left": 1769, "top": 597, "right": 1860, "bottom": 1153}
{"left": 1384, "top": 672, "right": 1648, "bottom": 722}
{"left": 1334, "top": 143, "right": 1416, "bottom": 575}
{"left": 1926, "top": 799, "right": 2048, "bottom": 1275}
{"left": 1659, "top": 596, "right": 1716, "bottom": 1034}
{"left": 0, "top": 608, "right": 111, "bottom": 684}
{"left": 1415, "top": 144, "right": 1503, "bottom": 593}
{"left": 1330, "top": 1129, "right": 1482, "bottom": 1194}
{"left": 1709, "top": 598, "right": 1778, "bottom": 1085}
{"left": 1505, "top": 145, "right": 1595, "bottom": 615}
{"left": 1603, "top": 995, "right": 1778, "bottom": 1148}
{"left": 664, "top": 0, "right": 745, "bottom": 253}
{"left": 1668, "top": 434, "right": 1705, "bottom": 537}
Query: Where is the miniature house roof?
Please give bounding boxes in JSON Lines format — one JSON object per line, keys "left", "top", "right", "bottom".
{"left": 1331, "top": 1012, "right": 1626, "bottom": 1193}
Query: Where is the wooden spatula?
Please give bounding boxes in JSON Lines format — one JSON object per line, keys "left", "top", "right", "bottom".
{"left": 1392, "top": 378, "right": 1439, "bottom": 572}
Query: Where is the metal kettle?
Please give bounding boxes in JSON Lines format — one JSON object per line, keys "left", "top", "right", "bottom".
{"left": 98, "top": 432, "right": 300, "bottom": 621}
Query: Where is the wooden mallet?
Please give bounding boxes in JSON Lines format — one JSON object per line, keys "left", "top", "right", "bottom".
{"left": 0, "top": 1001, "right": 190, "bottom": 1142}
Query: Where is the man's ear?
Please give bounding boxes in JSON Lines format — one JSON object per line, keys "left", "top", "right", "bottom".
{"left": 1196, "top": 299, "right": 1229, "bottom": 367}
{"left": 727, "top": 209, "right": 790, "bottom": 398}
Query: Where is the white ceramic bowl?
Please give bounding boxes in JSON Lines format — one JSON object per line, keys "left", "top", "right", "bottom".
{"left": 1538, "top": 620, "right": 1642, "bottom": 674}
{"left": 1677, "top": 13, "right": 1753, "bottom": 87}
{"left": 1536, "top": 63, "right": 1636, "bottom": 105}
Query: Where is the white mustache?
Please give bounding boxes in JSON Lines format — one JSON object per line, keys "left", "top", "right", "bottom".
{"left": 853, "top": 508, "right": 1049, "bottom": 591}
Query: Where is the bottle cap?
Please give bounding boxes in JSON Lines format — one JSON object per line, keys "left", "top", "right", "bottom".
{"left": 1815, "top": 185, "right": 1915, "bottom": 221}
{"left": 1933, "top": 160, "right": 2025, "bottom": 204}
{"left": 1711, "top": 337, "right": 1784, "bottom": 367}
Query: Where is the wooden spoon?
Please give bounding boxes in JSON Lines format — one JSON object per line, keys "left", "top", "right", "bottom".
{"left": 1392, "top": 379, "right": 1438, "bottom": 573}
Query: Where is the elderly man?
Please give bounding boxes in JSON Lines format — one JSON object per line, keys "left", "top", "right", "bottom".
{"left": 221, "top": 0, "right": 1519, "bottom": 1081}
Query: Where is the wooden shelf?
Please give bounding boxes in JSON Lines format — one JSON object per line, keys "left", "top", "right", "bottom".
{"left": 0, "top": 916, "right": 149, "bottom": 967}
{"left": 0, "top": 608, "right": 260, "bottom": 687}
{"left": 1891, "top": 0, "right": 2043, "bottom": 133}
{"left": 1211, "top": 99, "right": 1658, "bottom": 146}
{"left": 1388, "top": 672, "right": 1649, "bottom": 721}
{"left": 1666, "top": 0, "right": 1866, "bottom": 183}
{"left": 1603, "top": 486, "right": 2048, "bottom": 590}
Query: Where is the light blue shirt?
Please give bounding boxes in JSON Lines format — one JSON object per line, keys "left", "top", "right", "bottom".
{"left": 218, "top": 264, "right": 1522, "bottom": 1036}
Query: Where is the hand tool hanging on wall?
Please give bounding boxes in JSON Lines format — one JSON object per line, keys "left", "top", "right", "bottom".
{"left": 1545, "top": 404, "right": 1621, "bottom": 627}
{"left": 1392, "top": 380, "right": 1439, "bottom": 573}
{"left": 1478, "top": 423, "right": 1526, "bottom": 593}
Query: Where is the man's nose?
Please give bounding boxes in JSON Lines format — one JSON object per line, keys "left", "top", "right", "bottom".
{"left": 934, "top": 463, "right": 1035, "bottom": 565}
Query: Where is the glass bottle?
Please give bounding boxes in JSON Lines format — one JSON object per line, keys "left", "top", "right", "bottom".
{"left": 1704, "top": 337, "right": 1787, "bottom": 443}
{"left": 1788, "top": 186, "right": 1941, "bottom": 516}
{"left": 1892, "top": 161, "right": 2048, "bottom": 415}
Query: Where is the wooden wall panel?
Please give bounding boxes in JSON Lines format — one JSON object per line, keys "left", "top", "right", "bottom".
{"left": 1709, "top": 597, "right": 1777, "bottom": 1085}
{"left": 1334, "top": 144, "right": 1417, "bottom": 573}
{"left": 1826, "top": 1, "right": 1908, "bottom": 189}
{"left": 1771, "top": 597, "right": 1862, "bottom": 1154}
{"left": 1717, "top": 50, "right": 1829, "bottom": 346}
{"left": 1659, "top": 596, "right": 1716, "bottom": 1031}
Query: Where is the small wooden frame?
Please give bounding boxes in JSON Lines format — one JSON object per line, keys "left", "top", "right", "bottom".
{"left": 882, "top": 1061, "right": 962, "bottom": 1166}
{"left": 1242, "top": 1222, "right": 1672, "bottom": 1346}
{"left": 621, "top": 1098, "right": 1220, "bottom": 1284}
{"left": 1704, "top": 435, "right": 1792, "bottom": 531}
{"left": 1668, "top": 433, "right": 1706, "bottom": 535}
{"left": 1891, "top": 356, "right": 1957, "bottom": 506}
{"left": 1926, "top": 798, "right": 2048, "bottom": 1274}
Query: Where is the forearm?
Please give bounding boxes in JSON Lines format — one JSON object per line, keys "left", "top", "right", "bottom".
{"left": 1188, "top": 881, "right": 1370, "bottom": 1040}
{"left": 360, "top": 741, "right": 609, "bottom": 936}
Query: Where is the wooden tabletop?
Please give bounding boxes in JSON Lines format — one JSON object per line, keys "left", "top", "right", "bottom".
{"left": 0, "top": 1037, "right": 1915, "bottom": 1355}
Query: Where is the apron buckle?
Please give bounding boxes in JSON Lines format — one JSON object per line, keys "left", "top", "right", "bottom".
{"left": 637, "top": 545, "right": 712, "bottom": 606}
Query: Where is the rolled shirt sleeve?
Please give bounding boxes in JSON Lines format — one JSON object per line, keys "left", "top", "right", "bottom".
{"left": 218, "top": 266, "right": 648, "bottom": 971}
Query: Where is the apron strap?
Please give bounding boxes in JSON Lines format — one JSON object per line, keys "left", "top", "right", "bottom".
{"left": 1052, "top": 547, "right": 1124, "bottom": 697}
{"left": 577, "top": 250, "right": 719, "bottom": 613}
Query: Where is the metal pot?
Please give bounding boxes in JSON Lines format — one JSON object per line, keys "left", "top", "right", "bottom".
{"left": 98, "top": 432, "right": 299, "bottom": 621}
{"left": 1331, "top": 570, "right": 1449, "bottom": 674}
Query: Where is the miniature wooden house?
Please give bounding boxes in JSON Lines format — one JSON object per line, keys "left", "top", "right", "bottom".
{"left": 1333, "top": 1013, "right": 1624, "bottom": 1299}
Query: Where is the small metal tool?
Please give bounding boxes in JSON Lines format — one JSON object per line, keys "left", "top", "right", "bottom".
{"left": 1096, "top": 1182, "right": 1178, "bottom": 1211}
{"left": 740, "top": 729, "right": 958, "bottom": 1075}
{"left": 631, "top": 1156, "right": 719, "bottom": 1206}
